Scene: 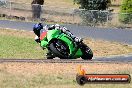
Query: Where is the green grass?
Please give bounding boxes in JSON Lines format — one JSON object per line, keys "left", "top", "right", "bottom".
{"left": 0, "top": 30, "right": 46, "bottom": 59}
{"left": 0, "top": 72, "right": 75, "bottom": 88}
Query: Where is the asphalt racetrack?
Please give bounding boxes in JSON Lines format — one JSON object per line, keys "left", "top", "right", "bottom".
{"left": 0, "top": 20, "right": 132, "bottom": 44}
{"left": 0, "top": 20, "right": 132, "bottom": 62}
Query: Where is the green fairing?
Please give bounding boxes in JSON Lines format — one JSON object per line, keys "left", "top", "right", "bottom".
{"left": 57, "top": 33, "right": 83, "bottom": 58}
{"left": 40, "top": 37, "right": 48, "bottom": 47}
{"left": 40, "top": 29, "right": 91, "bottom": 59}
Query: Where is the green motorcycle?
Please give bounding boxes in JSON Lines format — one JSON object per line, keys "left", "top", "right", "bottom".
{"left": 40, "top": 29, "right": 93, "bottom": 60}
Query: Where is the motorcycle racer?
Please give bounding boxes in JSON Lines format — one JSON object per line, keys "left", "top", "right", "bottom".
{"left": 33, "top": 23, "right": 82, "bottom": 44}
{"left": 32, "top": 23, "right": 93, "bottom": 59}
{"left": 33, "top": 23, "right": 82, "bottom": 59}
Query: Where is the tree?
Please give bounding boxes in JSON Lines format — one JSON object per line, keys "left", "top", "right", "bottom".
{"left": 119, "top": 0, "right": 132, "bottom": 23}
{"left": 74, "top": 0, "right": 111, "bottom": 10}
{"left": 121, "top": 0, "right": 132, "bottom": 13}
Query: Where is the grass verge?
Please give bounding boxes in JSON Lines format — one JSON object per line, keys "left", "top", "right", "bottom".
{"left": 0, "top": 63, "right": 132, "bottom": 88}
{"left": 0, "top": 29, "right": 46, "bottom": 59}
{"left": 0, "top": 28, "right": 132, "bottom": 59}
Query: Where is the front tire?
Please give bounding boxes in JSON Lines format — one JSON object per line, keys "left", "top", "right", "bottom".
{"left": 80, "top": 43, "right": 93, "bottom": 60}
{"left": 49, "top": 40, "right": 70, "bottom": 59}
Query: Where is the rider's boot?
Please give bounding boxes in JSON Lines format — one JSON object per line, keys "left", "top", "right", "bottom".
{"left": 34, "top": 36, "right": 41, "bottom": 43}
{"left": 61, "top": 27, "right": 82, "bottom": 43}
{"left": 46, "top": 51, "right": 55, "bottom": 59}
{"left": 65, "top": 31, "right": 82, "bottom": 43}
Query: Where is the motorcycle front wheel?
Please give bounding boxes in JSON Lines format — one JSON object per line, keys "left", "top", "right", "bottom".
{"left": 49, "top": 40, "right": 70, "bottom": 59}
{"left": 80, "top": 43, "right": 93, "bottom": 60}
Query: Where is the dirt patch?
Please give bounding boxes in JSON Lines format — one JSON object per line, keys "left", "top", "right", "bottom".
{"left": 0, "top": 62, "right": 132, "bottom": 76}
{"left": 0, "top": 7, "right": 81, "bottom": 24}
{"left": 10, "top": 0, "right": 78, "bottom": 8}
{"left": 1, "top": 62, "right": 131, "bottom": 88}
{"left": 84, "top": 38, "right": 132, "bottom": 57}
{"left": 0, "top": 28, "right": 35, "bottom": 38}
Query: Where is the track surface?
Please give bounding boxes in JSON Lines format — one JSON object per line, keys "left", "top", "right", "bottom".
{"left": 0, "top": 20, "right": 132, "bottom": 62}
{"left": 0, "top": 58, "right": 132, "bottom": 63}
{"left": 1, "top": 54, "right": 132, "bottom": 63}
{"left": 0, "top": 20, "right": 132, "bottom": 44}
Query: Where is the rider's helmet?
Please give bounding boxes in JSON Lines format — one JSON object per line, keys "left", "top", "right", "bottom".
{"left": 33, "top": 23, "right": 43, "bottom": 37}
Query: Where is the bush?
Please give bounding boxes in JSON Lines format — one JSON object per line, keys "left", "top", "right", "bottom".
{"left": 119, "top": 13, "right": 132, "bottom": 24}
{"left": 0, "top": 0, "right": 7, "bottom": 7}
{"left": 119, "top": 0, "right": 132, "bottom": 23}
{"left": 78, "top": 10, "right": 111, "bottom": 26}
{"left": 74, "top": 0, "right": 111, "bottom": 10}
{"left": 73, "top": 0, "right": 111, "bottom": 26}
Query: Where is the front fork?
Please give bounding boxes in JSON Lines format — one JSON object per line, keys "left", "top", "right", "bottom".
{"left": 80, "top": 43, "right": 93, "bottom": 56}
